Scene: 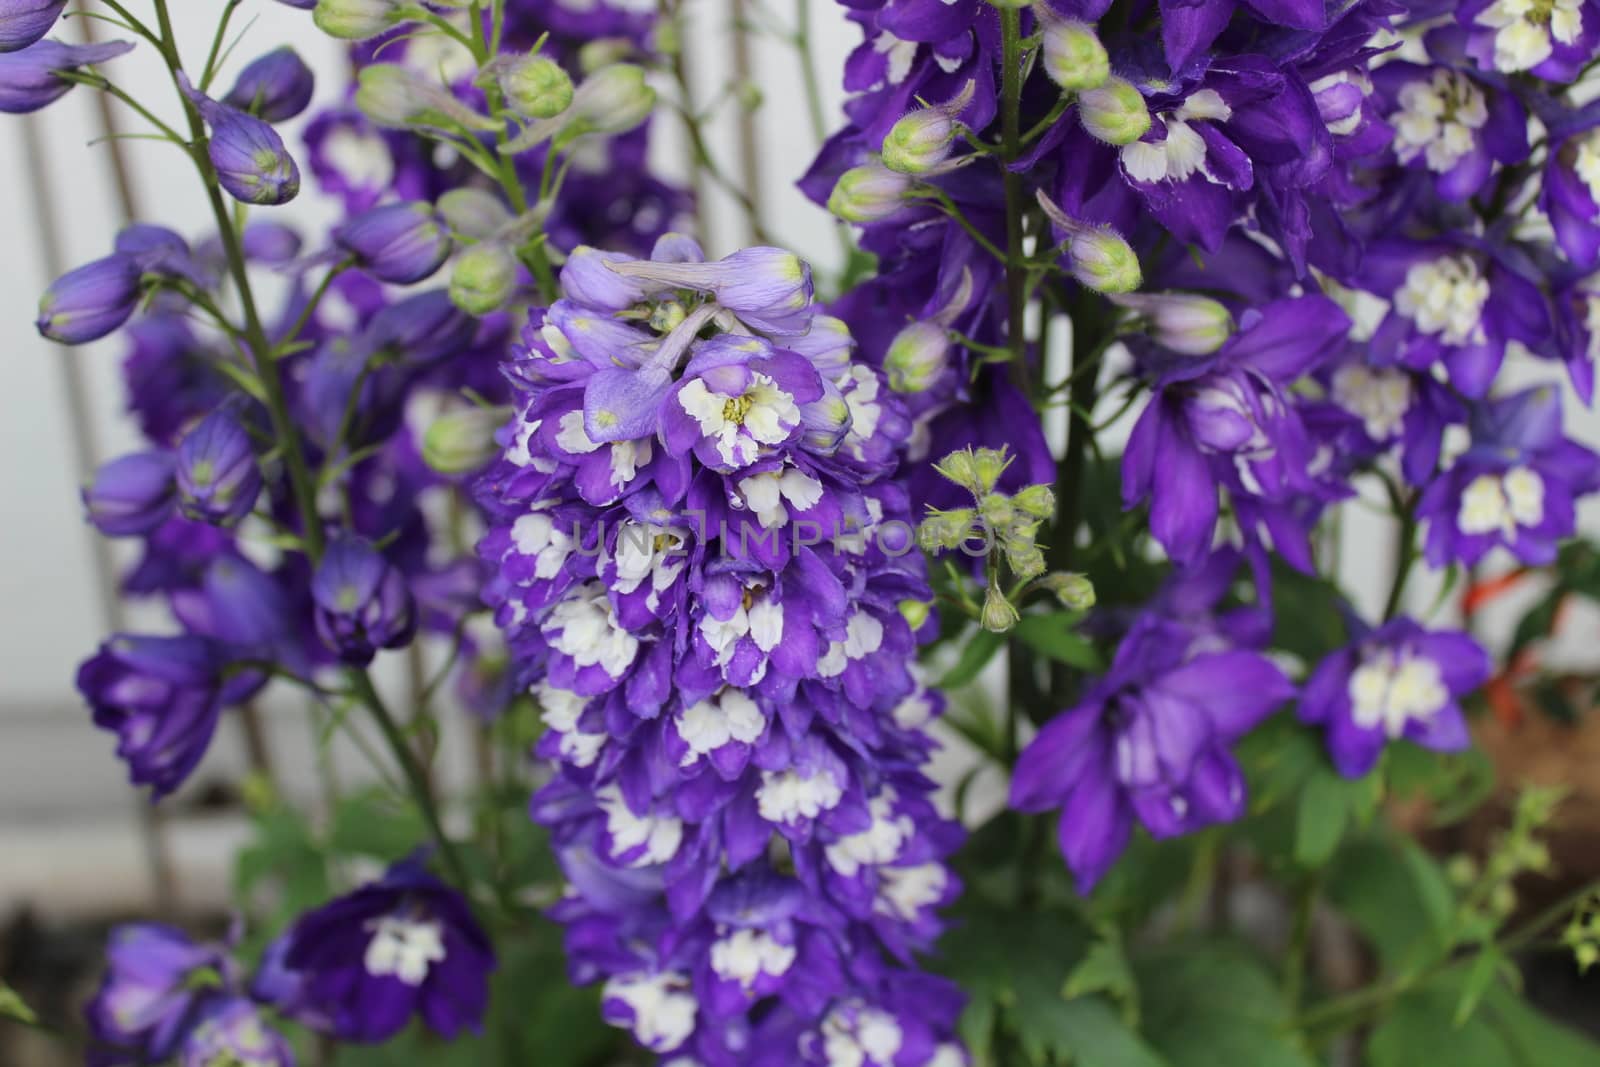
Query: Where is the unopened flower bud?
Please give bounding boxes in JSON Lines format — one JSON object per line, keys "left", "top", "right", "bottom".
{"left": 578, "top": 38, "right": 633, "bottom": 74}
{"left": 37, "top": 254, "right": 142, "bottom": 344}
{"left": 1078, "top": 76, "right": 1150, "bottom": 145}
{"left": 356, "top": 63, "right": 498, "bottom": 132}
{"left": 498, "top": 53, "right": 573, "bottom": 120}
{"left": 981, "top": 585, "right": 1020, "bottom": 633}
{"left": 1013, "top": 483, "right": 1056, "bottom": 520}
{"left": 1034, "top": 572, "right": 1096, "bottom": 611}
{"left": 82, "top": 450, "right": 176, "bottom": 536}
{"left": 334, "top": 201, "right": 453, "bottom": 284}
{"left": 828, "top": 163, "right": 911, "bottom": 224}
{"left": 313, "top": 0, "right": 406, "bottom": 40}
{"left": 920, "top": 508, "right": 977, "bottom": 552}
{"left": 449, "top": 242, "right": 518, "bottom": 315}
{"left": 799, "top": 388, "right": 852, "bottom": 452}
{"left": 933, "top": 446, "right": 1010, "bottom": 495}
{"left": 883, "top": 108, "right": 958, "bottom": 175}
{"left": 1042, "top": 19, "right": 1109, "bottom": 92}
{"left": 176, "top": 409, "right": 262, "bottom": 526}
{"left": 365, "top": 289, "right": 479, "bottom": 364}
{"left": 605, "top": 246, "right": 813, "bottom": 335}
{"left": 971, "top": 447, "right": 1013, "bottom": 494}
{"left": 885, "top": 321, "right": 951, "bottom": 393}
{"left": 423, "top": 404, "right": 512, "bottom": 474}
{"left": 437, "top": 188, "right": 513, "bottom": 239}
{"left": 204, "top": 102, "right": 301, "bottom": 205}
{"left": 567, "top": 63, "right": 654, "bottom": 133}
{"left": 312, "top": 536, "right": 416, "bottom": 664}
{"left": 899, "top": 598, "right": 932, "bottom": 630}
{"left": 0, "top": 0, "right": 66, "bottom": 53}
{"left": 1067, "top": 225, "right": 1141, "bottom": 293}
{"left": 0, "top": 39, "right": 132, "bottom": 114}
{"left": 1005, "top": 541, "right": 1046, "bottom": 580}
{"left": 1111, "top": 292, "right": 1233, "bottom": 354}
{"left": 222, "top": 47, "right": 315, "bottom": 123}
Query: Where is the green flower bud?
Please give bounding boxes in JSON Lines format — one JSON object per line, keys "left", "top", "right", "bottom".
{"left": 1005, "top": 540, "right": 1046, "bottom": 581}
{"left": 568, "top": 63, "right": 654, "bottom": 134}
{"left": 1042, "top": 19, "right": 1109, "bottom": 92}
{"left": 1013, "top": 483, "right": 1056, "bottom": 520}
{"left": 884, "top": 321, "right": 951, "bottom": 392}
{"left": 1033, "top": 572, "right": 1096, "bottom": 611}
{"left": 356, "top": 63, "right": 498, "bottom": 131}
{"left": 828, "top": 163, "right": 911, "bottom": 224}
{"left": 883, "top": 108, "right": 958, "bottom": 175}
{"left": 1078, "top": 76, "right": 1150, "bottom": 145}
{"left": 920, "top": 508, "right": 977, "bottom": 552}
{"left": 1068, "top": 225, "right": 1141, "bottom": 293}
{"left": 899, "top": 598, "right": 932, "bottom": 630}
{"left": 981, "top": 584, "right": 1020, "bottom": 633}
{"left": 1112, "top": 292, "right": 1233, "bottom": 354}
{"left": 423, "top": 405, "right": 512, "bottom": 474}
{"left": 313, "top": 0, "right": 406, "bottom": 39}
{"left": 578, "top": 38, "right": 634, "bottom": 74}
{"left": 500, "top": 53, "right": 574, "bottom": 119}
{"left": 449, "top": 242, "right": 518, "bottom": 315}
{"left": 437, "top": 188, "right": 513, "bottom": 240}
{"left": 970, "top": 447, "right": 1013, "bottom": 494}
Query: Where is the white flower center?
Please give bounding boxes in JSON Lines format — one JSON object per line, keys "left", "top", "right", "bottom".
{"left": 363, "top": 916, "right": 446, "bottom": 986}
{"left": 1476, "top": 0, "right": 1584, "bottom": 72}
{"left": 1120, "top": 90, "right": 1232, "bottom": 184}
{"left": 1347, "top": 649, "right": 1449, "bottom": 738}
{"left": 819, "top": 1003, "right": 903, "bottom": 1067}
{"left": 817, "top": 611, "right": 885, "bottom": 678}
{"left": 604, "top": 973, "right": 697, "bottom": 1053}
{"left": 1391, "top": 70, "right": 1488, "bottom": 174}
{"left": 825, "top": 788, "right": 910, "bottom": 876}
{"left": 877, "top": 863, "right": 949, "bottom": 920}
{"left": 1394, "top": 255, "right": 1490, "bottom": 346}
{"left": 598, "top": 785, "right": 683, "bottom": 867}
{"left": 1458, "top": 467, "right": 1546, "bottom": 539}
{"left": 709, "top": 929, "right": 797, "bottom": 988}
{"left": 757, "top": 768, "right": 844, "bottom": 824}
{"left": 1331, "top": 364, "right": 1413, "bottom": 441}
{"left": 547, "top": 583, "right": 639, "bottom": 679}
{"left": 511, "top": 512, "right": 572, "bottom": 580}
{"left": 678, "top": 373, "right": 801, "bottom": 468}
{"left": 677, "top": 689, "right": 765, "bottom": 761}
{"left": 1572, "top": 129, "right": 1600, "bottom": 206}
{"left": 735, "top": 467, "right": 824, "bottom": 528}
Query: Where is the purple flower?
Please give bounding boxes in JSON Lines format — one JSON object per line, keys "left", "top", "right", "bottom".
{"left": 36, "top": 253, "right": 143, "bottom": 344}
{"left": 1122, "top": 295, "right": 1350, "bottom": 569}
{"left": 1417, "top": 384, "right": 1600, "bottom": 566}
{"left": 0, "top": 0, "right": 66, "bottom": 52}
{"left": 1373, "top": 61, "right": 1527, "bottom": 202}
{"left": 82, "top": 450, "right": 177, "bottom": 536}
{"left": 333, "top": 201, "right": 453, "bottom": 284}
{"left": 0, "top": 38, "right": 132, "bottom": 113}
{"left": 121, "top": 317, "right": 229, "bottom": 444}
{"left": 1542, "top": 105, "right": 1600, "bottom": 268}
{"left": 1301, "top": 617, "right": 1490, "bottom": 778}
{"left": 276, "top": 860, "right": 495, "bottom": 1043}
{"left": 605, "top": 245, "right": 815, "bottom": 335}
{"left": 311, "top": 536, "right": 417, "bottom": 663}
{"left": 205, "top": 102, "right": 302, "bottom": 205}
{"left": 76, "top": 635, "right": 229, "bottom": 798}
{"left": 222, "top": 46, "right": 315, "bottom": 123}
{"left": 177, "top": 997, "right": 295, "bottom": 1067}
{"left": 1011, "top": 616, "right": 1293, "bottom": 892}
{"left": 1459, "top": 0, "right": 1600, "bottom": 79}
{"left": 84, "top": 924, "right": 225, "bottom": 1065}
{"left": 176, "top": 408, "right": 262, "bottom": 526}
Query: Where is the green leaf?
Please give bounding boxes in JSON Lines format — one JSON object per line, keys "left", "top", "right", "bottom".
{"left": 1020, "top": 996, "right": 1170, "bottom": 1067}
{"left": 1294, "top": 769, "right": 1351, "bottom": 868}
{"left": 1324, "top": 832, "right": 1455, "bottom": 972}
{"left": 1011, "top": 611, "right": 1102, "bottom": 671}
{"left": 938, "top": 628, "right": 1005, "bottom": 689}
{"left": 1452, "top": 946, "right": 1502, "bottom": 1028}
{"left": 0, "top": 982, "right": 37, "bottom": 1026}
{"left": 1065, "top": 936, "right": 1137, "bottom": 1008}
{"left": 1481, "top": 980, "right": 1600, "bottom": 1065}
{"left": 1369, "top": 978, "right": 1515, "bottom": 1067}
{"left": 1134, "top": 940, "right": 1317, "bottom": 1067}
{"left": 328, "top": 787, "right": 431, "bottom": 862}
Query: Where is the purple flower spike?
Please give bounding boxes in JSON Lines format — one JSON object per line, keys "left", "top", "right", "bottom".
{"left": 333, "top": 201, "right": 453, "bottom": 285}
{"left": 275, "top": 860, "right": 495, "bottom": 1043}
{"left": 1012, "top": 615, "right": 1293, "bottom": 893}
{"left": 36, "top": 253, "right": 142, "bottom": 344}
{"left": 176, "top": 408, "right": 262, "bottom": 527}
{"left": 0, "top": 38, "right": 132, "bottom": 113}
{"left": 84, "top": 923, "right": 225, "bottom": 1064}
{"left": 77, "top": 634, "right": 226, "bottom": 799}
{"left": 83, "top": 450, "right": 177, "bottom": 537}
{"left": 311, "top": 536, "right": 417, "bottom": 664}
{"left": 0, "top": 0, "right": 66, "bottom": 53}
{"left": 221, "top": 46, "right": 315, "bottom": 123}
{"left": 1301, "top": 618, "right": 1490, "bottom": 778}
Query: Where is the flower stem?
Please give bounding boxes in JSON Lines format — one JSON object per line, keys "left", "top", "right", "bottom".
{"left": 999, "top": 6, "right": 1029, "bottom": 395}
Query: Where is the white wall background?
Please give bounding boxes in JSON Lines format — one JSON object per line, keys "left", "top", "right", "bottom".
{"left": 1, "top": 1, "right": 1597, "bottom": 914}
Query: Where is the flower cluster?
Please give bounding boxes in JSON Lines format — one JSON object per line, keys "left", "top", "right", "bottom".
{"left": 474, "top": 239, "right": 966, "bottom": 1063}
{"left": 84, "top": 860, "right": 491, "bottom": 1064}
{"left": 811, "top": 0, "right": 1600, "bottom": 890}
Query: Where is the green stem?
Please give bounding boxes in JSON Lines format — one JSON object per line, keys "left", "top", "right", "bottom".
{"left": 998, "top": 7, "right": 1029, "bottom": 396}
{"left": 198, "top": 0, "right": 243, "bottom": 92}
{"left": 1283, "top": 873, "right": 1322, "bottom": 1012}
{"left": 1382, "top": 480, "right": 1417, "bottom": 621}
